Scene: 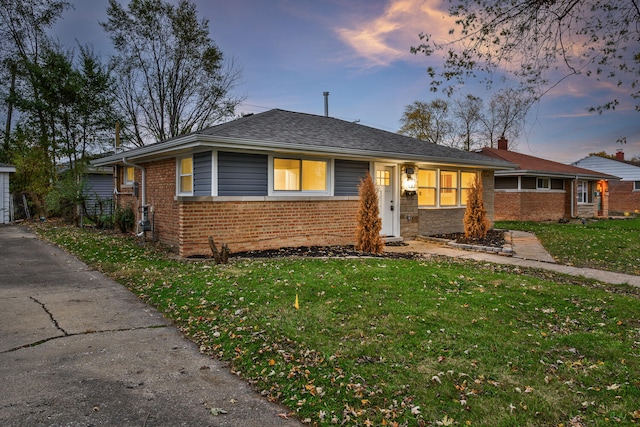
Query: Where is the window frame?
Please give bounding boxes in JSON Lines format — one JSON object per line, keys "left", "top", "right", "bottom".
{"left": 439, "top": 170, "right": 459, "bottom": 207}
{"left": 460, "top": 171, "right": 478, "bottom": 206}
{"left": 269, "top": 155, "right": 331, "bottom": 196}
{"left": 577, "top": 180, "right": 592, "bottom": 204}
{"left": 418, "top": 168, "right": 479, "bottom": 208}
{"left": 634, "top": 181, "right": 640, "bottom": 191}
{"left": 536, "top": 177, "right": 551, "bottom": 190}
{"left": 123, "top": 166, "right": 135, "bottom": 186}
{"left": 417, "top": 169, "right": 437, "bottom": 207}
{"left": 177, "top": 156, "right": 194, "bottom": 195}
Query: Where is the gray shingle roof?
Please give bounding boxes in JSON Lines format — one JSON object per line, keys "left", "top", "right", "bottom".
{"left": 198, "top": 109, "right": 511, "bottom": 167}
{"left": 93, "top": 109, "right": 514, "bottom": 169}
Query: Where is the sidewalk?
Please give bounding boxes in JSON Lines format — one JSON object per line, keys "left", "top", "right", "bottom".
{"left": 384, "top": 231, "right": 640, "bottom": 287}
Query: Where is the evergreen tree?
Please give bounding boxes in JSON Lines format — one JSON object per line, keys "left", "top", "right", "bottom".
{"left": 355, "top": 171, "right": 383, "bottom": 254}
{"left": 463, "top": 174, "right": 490, "bottom": 239}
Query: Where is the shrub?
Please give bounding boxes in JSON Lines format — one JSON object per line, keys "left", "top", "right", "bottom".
{"left": 464, "top": 173, "right": 490, "bottom": 239}
{"left": 115, "top": 203, "right": 135, "bottom": 233}
{"left": 355, "top": 171, "right": 383, "bottom": 254}
{"left": 44, "top": 174, "right": 85, "bottom": 224}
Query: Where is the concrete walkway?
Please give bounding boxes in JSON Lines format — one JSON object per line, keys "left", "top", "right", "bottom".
{"left": 0, "top": 225, "right": 302, "bottom": 427}
{"left": 385, "top": 231, "right": 640, "bottom": 287}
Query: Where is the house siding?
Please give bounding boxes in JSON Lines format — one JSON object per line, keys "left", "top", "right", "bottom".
{"left": 84, "top": 174, "right": 114, "bottom": 215}
{"left": 193, "top": 152, "right": 212, "bottom": 196}
{"left": 178, "top": 198, "right": 359, "bottom": 257}
{"left": 334, "top": 160, "right": 369, "bottom": 196}
{"left": 218, "top": 151, "right": 268, "bottom": 196}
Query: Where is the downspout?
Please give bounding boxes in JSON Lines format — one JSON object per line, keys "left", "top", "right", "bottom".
{"left": 571, "top": 176, "right": 577, "bottom": 218}
{"left": 122, "top": 157, "right": 146, "bottom": 236}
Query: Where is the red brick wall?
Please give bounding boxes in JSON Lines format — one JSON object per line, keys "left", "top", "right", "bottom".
{"left": 178, "top": 199, "right": 359, "bottom": 257}
{"left": 608, "top": 181, "right": 640, "bottom": 213}
{"left": 494, "top": 191, "right": 567, "bottom": 221}
{"left": 144, "top": 159, "right": 180, "bottom": 248}
{"left": 114, "top": 160, "right": 180, "bottom": 247}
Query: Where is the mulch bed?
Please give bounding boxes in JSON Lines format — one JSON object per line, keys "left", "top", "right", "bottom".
{"left": 231, "top": 245, "right": 420, "bottom": 260}
{"left": 189, "top": 231, "right": 506, "bottom": 260}
{"left": 429, "top": 229, "right": 506, "bottom": 248}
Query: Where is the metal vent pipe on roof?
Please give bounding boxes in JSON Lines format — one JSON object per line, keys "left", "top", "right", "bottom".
{"left": 323, "top": 91, "right": 329, "bottom": 117}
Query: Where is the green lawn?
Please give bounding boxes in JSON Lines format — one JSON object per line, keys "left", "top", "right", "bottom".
{"left": 33, "top": 223, "right": 640, "bottom": 426}
{"left": 495, "top": 218, "right": 640, "bottom": 276}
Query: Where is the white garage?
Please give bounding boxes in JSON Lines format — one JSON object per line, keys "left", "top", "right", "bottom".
{"left": 0, "top": 163, "right": 16, "bottom": 224}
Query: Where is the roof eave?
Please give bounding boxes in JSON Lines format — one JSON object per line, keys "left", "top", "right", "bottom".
{"left": 91, "top": 135, "right": 515, "bottom": 170}
{"left": 495, "top": 169, "right": 618, "bottom": 180}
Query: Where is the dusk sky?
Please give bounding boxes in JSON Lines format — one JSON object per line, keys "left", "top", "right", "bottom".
{"left": 52, "top": 0, "right": 640, "bottom": 164}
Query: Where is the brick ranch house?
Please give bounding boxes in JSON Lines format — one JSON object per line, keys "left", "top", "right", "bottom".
{"left": 572, "top": 151, "right": 640, "bottom": 214}
{"left": 92, "top": 109, "right": 513, "bottom": 257}
{"left": 478, "top": 138, "right": 617, "bottom": 221}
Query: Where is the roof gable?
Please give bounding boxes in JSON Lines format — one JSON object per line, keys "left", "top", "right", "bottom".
{"left": 572, "top": 155, "right": 640, "bottom": 181}
{"left": 479, "top": 147, "right": 616, "bottom": 180}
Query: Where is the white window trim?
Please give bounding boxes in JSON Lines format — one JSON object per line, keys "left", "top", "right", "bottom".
{"left": 177, "top": 155, "right": 193, "bottom": 196}
{"left": 577, "top": 180, "right": 590, "bottom": 204}
{"left": 211, "top": 151, "right": 218, "bottom": 197}
{"left": 536, "top": 177, "right": 551, "bottom": 190}
{"left": 267, "top": 155, "right": 332, "bottom": 196}
{"left": 633, "top": 181, "right": 640, "bottom": 191}
{"left": 417, "top": 169, "right": 438, "bottom": 207}
{"left": 418, "top": 169, "right": 479, "bottom": 208}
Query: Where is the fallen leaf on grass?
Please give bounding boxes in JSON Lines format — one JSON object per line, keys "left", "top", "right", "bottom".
{"left": 436, "top": 415, "right": 455, "bottom": 426}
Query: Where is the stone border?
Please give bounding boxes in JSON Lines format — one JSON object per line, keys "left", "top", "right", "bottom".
{"left": 418, "top": 230, "right": 514, "bottom": 256}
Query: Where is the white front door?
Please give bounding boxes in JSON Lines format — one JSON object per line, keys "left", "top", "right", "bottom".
{"left": 376, "top": 166, "right": 396, "bottom": 237}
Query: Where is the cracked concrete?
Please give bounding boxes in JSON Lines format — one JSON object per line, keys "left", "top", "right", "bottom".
{"left": 0, "top": 225, "right": 302, "bottom": 427}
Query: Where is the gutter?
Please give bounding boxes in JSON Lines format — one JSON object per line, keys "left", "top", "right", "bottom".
{"left": 572, "top": 175, "right": 578, "bottom": 218}
{"left": 90, "top": 135, "right": 515, "bottom": 171}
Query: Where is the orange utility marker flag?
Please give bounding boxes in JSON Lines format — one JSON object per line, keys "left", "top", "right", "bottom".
{"left": 294, "top": 293, "right": 299, "bottom": 310}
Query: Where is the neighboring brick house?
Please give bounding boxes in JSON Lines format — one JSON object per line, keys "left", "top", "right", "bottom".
{"left": 478, "top": 138, "right": 617, "bottom": 221}
{"left": 0, "top": 163, "right": 16, "bottom": 224}
{"left": 572, "top": 151, "right": 640, "bottom": 214}
{"left": 92, "top": 109, "right": 512, "bottom": 257}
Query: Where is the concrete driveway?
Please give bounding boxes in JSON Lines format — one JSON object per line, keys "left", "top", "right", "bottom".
{"left": 0, "top": 225, "right": 302, "bottom": 427}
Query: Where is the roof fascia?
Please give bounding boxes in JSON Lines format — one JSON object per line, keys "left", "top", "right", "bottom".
{"left": 495, "top": 169, "right": 617, "bottom": 180}
{"left": 91, "top": 134, "right": 515, "bottom": 170}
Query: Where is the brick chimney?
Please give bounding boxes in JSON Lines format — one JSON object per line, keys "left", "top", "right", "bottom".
{"left": 616, "top": 149, "right": 624, "bottom": 161}
{"left": 497, "top": 136, "right": 508, "bottom": 150}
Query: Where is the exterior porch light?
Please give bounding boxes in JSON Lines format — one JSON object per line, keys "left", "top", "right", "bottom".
{"left": 402, "top": 166, "right": 417, "bottom": 196}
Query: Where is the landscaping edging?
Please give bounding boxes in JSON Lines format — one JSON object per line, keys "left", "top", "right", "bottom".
{"left": 418, "top": 230, "right": 514, "bottom": 256}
